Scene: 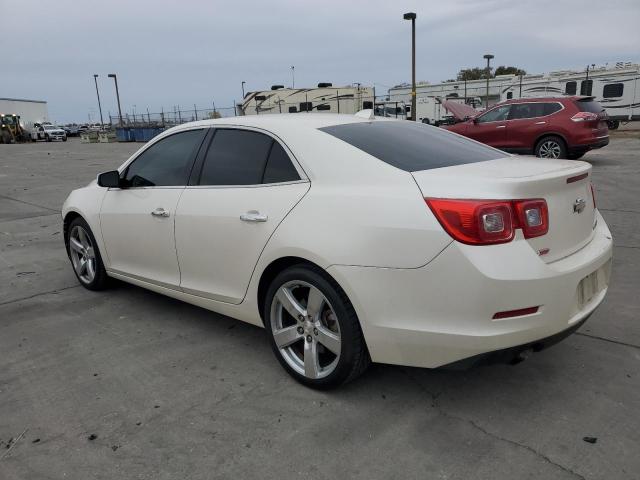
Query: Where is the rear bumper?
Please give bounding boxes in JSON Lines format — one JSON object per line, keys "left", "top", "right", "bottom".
{"left": 328, "top": 211, "right": 613, "bottom": 369}
{"left": 570, "top": 136, "right": 609, "bottom": 154}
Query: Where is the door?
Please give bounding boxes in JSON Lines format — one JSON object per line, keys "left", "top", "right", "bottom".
{"left": 468, "top": 104, "right": 510, "bottom": 148}
{"left": 175, "top": 127, "right": 309, "bottom": 304}
{"left": 505, "top": 102, "right": 554, "bottom": 151}
{"left": 100, "top": 128, "right": 207, "bottom": 288}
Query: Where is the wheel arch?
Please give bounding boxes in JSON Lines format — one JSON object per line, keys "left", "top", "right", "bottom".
{"left": 533, "top": 131, "right": 568, "bottom": 152}
{"left": 63, "top": 210, "right": 83, "bottom": 256}
{"left": 256, "top": 256, "right": 348, "bottom": 325}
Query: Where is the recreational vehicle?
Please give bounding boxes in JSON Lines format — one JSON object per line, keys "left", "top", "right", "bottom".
{"left": 240, "top": 84, "right": 374, "bottom": 116}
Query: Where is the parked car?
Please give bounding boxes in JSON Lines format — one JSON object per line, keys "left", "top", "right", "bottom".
{"left": 36, "top": 124, "right": 67, "bottom": 142}
{"left": 444, "top": 96, "right": 609, "bottom": 159}
{"left": 62, "top": 114, "right": 612, "bottom": 389}
{"left": 64, "top": 125, "right": 80, "bottom": 137}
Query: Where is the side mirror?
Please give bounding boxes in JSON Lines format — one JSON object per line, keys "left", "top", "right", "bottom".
{"left": 97, "top": 170, "right": 122, "bottom": 188}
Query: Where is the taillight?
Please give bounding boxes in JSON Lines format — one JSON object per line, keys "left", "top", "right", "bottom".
{"left": 590, "top": 182, "right": 597, "bottom": 209}
{"left": 571, "top": 111, "right": 599, "bottom": 122}
{"left": 425, "top": 198, "right": 549, "bottom": 245}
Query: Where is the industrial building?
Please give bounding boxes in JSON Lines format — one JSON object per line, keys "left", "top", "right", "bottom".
{"left": 0, "top": 97, "right": 49, "bottom": 128}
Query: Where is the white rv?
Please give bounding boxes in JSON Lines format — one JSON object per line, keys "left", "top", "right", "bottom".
{"left": 499, "top": 62, "right": 639, "bottom": 127}
{"left": 241, "top": 84, "right": 374, "bottom": 116}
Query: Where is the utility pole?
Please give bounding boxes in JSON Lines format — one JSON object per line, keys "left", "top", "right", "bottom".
{"left": 92, "top": 74, "right": 104, "bottom": 129}
{"left": 291, "top": 66, "right": 295, "bottom": 88}
{"left": 241, "top": 81, "right": 246, "bottom": 98}
{"left": 108, "top": 74, "right": 123, "bottom": 126}
{"left": 483, "top": 54, "right": 494, "bottom": 109}
{"left": 403, "top": 12, "right": 417, "bottom": 121}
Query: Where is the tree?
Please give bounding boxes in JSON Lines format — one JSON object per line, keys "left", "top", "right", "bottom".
{"left": 494, "top": 65, "right": 527, "bottom": 77}
{"left": 456, "top": 67, "right": 486, "bottom": 81}
{"left": 455, "top": 66, "right": 526, "bottom": 81}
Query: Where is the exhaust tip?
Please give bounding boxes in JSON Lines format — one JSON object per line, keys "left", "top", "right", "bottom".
{"left": 509, "top": 348, "right": 534, "bottom": 365}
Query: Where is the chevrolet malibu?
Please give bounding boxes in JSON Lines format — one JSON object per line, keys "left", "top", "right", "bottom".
{"left": 62, "top": 113, "right": 613, "bottom": 389}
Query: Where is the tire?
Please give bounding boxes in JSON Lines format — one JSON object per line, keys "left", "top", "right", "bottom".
{"left": 66, "top": 217, "right": 109, "bottom": 290}
{"left": 62, "top": 137, "right": 67, "bottom": 142}
{"left": 46, "top": 135, "right": 51, "bottom": 142}
{"left": 607, "top": 120, "right": 619, "bottom": 130}
{"left": 534, "top": 135, "right": 567, "bottom": 159}
{"left": 264, "top": 264, "right": 370, "bottom": 389}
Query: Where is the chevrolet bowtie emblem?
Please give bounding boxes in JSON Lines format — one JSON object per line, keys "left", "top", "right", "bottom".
{"left": 573, "top": 198, "right": 586, "bottom": 214}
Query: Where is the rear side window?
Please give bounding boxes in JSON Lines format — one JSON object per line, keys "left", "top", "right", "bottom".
{"left": 509, "top": 103, "right": 546, "bottom": 119}
{"left": 576, "top": 99, "right": 605, "bottom": 114}
{"left": 263, "top": 142, "right": 300, "bottom": 183}
{"left": 544, "top": 103, "right": 562, "bottom": 115}
{"left": 565, "top": 81, "right": 577, "bottom": 95}
{"left": 319, "top": 121, "right": 504, "bottom": 172}
{"left": 199, "top": 129, "right": 272, "bottom": 185}
{"left": 124, "top": 129, "right": 206, "bottom": 187}
{"left": 603, "top": 83, "right": 624, "bottom": 98}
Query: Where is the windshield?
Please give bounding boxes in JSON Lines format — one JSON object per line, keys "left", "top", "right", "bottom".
{"left": 319, "top": 121, "right": 505, "bottom": 172}
{"left": 44, "top": 125, "right": 59, "bottom": 130}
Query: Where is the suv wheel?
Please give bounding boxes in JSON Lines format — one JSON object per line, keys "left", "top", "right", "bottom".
{"left": 45, "top": 134, "right": 51, "bottom": 142}
{"left": 535, "top": 136, "right": 566, "bottom": 159}
{"left": 264, "top": 264, "right": 370, "bottom": 389}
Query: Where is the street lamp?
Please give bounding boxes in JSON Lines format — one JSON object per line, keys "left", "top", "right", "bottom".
{"left": 92, "top": 74, "right": 104, "bottom": 129}
{"left": 403, "top": 12, "right": 417, "bottom": 121}
{"left": 483, "top": 54, "right": 494, "bottom": 109}
{"left": 107, "top": 74, "right": 123, "bottom": 127}
{"left": 291, "top": 66, "right": 295, "bottom": 88}
{"left": 241, "top": 81, "right": 246, "bottom": 99}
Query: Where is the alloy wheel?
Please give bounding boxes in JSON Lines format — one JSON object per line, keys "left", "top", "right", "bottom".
{"left": 270, "top": 280, "right": 341, "bottom": 380}
{"left": 538, "top": 140, "right": 562, "bottom": 158}
{"left": 69, "top": 225, "right": 97, "bottom": 284}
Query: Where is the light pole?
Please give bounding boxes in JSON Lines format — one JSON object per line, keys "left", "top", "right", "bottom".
{"left": 92, "top": 74, "right": 104, "bottom": 129}
{"left": 241, "top": 81, "right": 246, "bottom": 98}
{"left": 483, "top": 54, "right": 494, "bottom": 109}
{"left": 291, "top": 66, "right": 295, "bottom": 88}
{"left": 403, "top": 12, "right": 417, "bottom": 121}
{"left": 108, "top": 74, "right": 123, "bottom": 126}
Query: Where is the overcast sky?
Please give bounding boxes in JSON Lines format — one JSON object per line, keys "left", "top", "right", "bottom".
{"left": 3, "top": 0, "right": 639, "bottom": 123}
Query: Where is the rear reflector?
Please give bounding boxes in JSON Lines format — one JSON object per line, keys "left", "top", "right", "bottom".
{"left": 425, "top": 198, "right": 548, "bottom": 245}
{"left": 567, "top": 172, "right": 589, "bottom": 183}
{"left": 492, "top": 306, "right": 539, "bottom": 320}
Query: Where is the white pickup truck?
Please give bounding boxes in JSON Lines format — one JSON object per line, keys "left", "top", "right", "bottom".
{"left": 34, "top": 123, "right": 67, "bottom": 142}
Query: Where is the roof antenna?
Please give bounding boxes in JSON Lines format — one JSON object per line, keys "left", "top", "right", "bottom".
{"left": 354, "top": 109, "right": 375, "bottom": 120}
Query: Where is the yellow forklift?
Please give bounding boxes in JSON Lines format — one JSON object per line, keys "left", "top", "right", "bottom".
{"left": 0, "top": 113, "right": 30, "bottom": 143}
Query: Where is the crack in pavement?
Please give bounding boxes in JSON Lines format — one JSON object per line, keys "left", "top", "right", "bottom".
{"left": 0, "top": 194, "right": 60, "bottom": 213}
{"left": 599, "top": 208, "right": 640, "bottom": 215}
{"left": 575, "top": 332, "right": 640, "bottom": 350}
{"left": 0, "top": 285, "right": 81, "bottom": 307}
{"left": 400, "top": 369, "right": 587, "bottom": 480}
{"left": 614, "top": 244, "right": 640, "bottom": 250}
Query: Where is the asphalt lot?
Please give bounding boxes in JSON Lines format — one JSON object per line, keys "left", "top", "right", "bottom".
{"left": 1, "top": 134, "right": 639, "bottom": 480}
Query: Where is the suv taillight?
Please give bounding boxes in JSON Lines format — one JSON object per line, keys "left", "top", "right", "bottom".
{"left": 571, "top": 111, "right": 599, "bottom": 122}
{"left": 425, "top": 198, "right": 549, "bottom": 245}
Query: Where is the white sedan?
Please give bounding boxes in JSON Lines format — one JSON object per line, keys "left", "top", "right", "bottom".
{"left": 62, "top": 112, "right": 613, "bottom": 389}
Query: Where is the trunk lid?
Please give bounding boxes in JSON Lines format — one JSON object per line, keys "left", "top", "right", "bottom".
{"left": 412, "top": 156, "right": 596, "bottom": 262}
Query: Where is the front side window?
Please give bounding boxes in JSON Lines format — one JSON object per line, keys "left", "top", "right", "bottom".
{"left": 603, "top": 83, "right": 624, "bottom": 98}
{"left": 565, "top": 81, "right": 577, "bottom": 95}
{"left": 476, "top": 105, "right": 510, "bottom": 123}
{"left": 124, "top": 129, "right": 206, "bottom": 187}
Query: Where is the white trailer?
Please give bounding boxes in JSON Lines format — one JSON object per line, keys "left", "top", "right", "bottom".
{"left": 241, "top": 85, "right": 374, "bottom": 116}
{"left": 0, "top": 98, "right": 49, "bottom": 140}
{"left": 499, "top": 63, "right": 640, "bottom": 126}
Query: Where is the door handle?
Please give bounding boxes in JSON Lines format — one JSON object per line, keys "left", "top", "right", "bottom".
{"left": 240, "top": 210, "right": 268, "bottom": 222}
{"left": 496, "top": 125, "right": 506, "bottom": 129}
{"left": 151, "top": 208, "right": 170, "bottom": 218}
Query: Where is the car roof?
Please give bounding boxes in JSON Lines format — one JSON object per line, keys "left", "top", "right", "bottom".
{"left": 173, "top": 113, "right": 374, "bottom": 132}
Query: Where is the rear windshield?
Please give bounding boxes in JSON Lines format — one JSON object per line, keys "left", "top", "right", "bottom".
{"left": 576, "top": 99, "right": 605, "bottom": 114}
{"left": 319, "top": 121, "right": 505, "bottom": 172}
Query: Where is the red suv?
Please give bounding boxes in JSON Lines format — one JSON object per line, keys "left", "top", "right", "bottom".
{"left": 444, "top": 96, "right": 609, "bottom": 159}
